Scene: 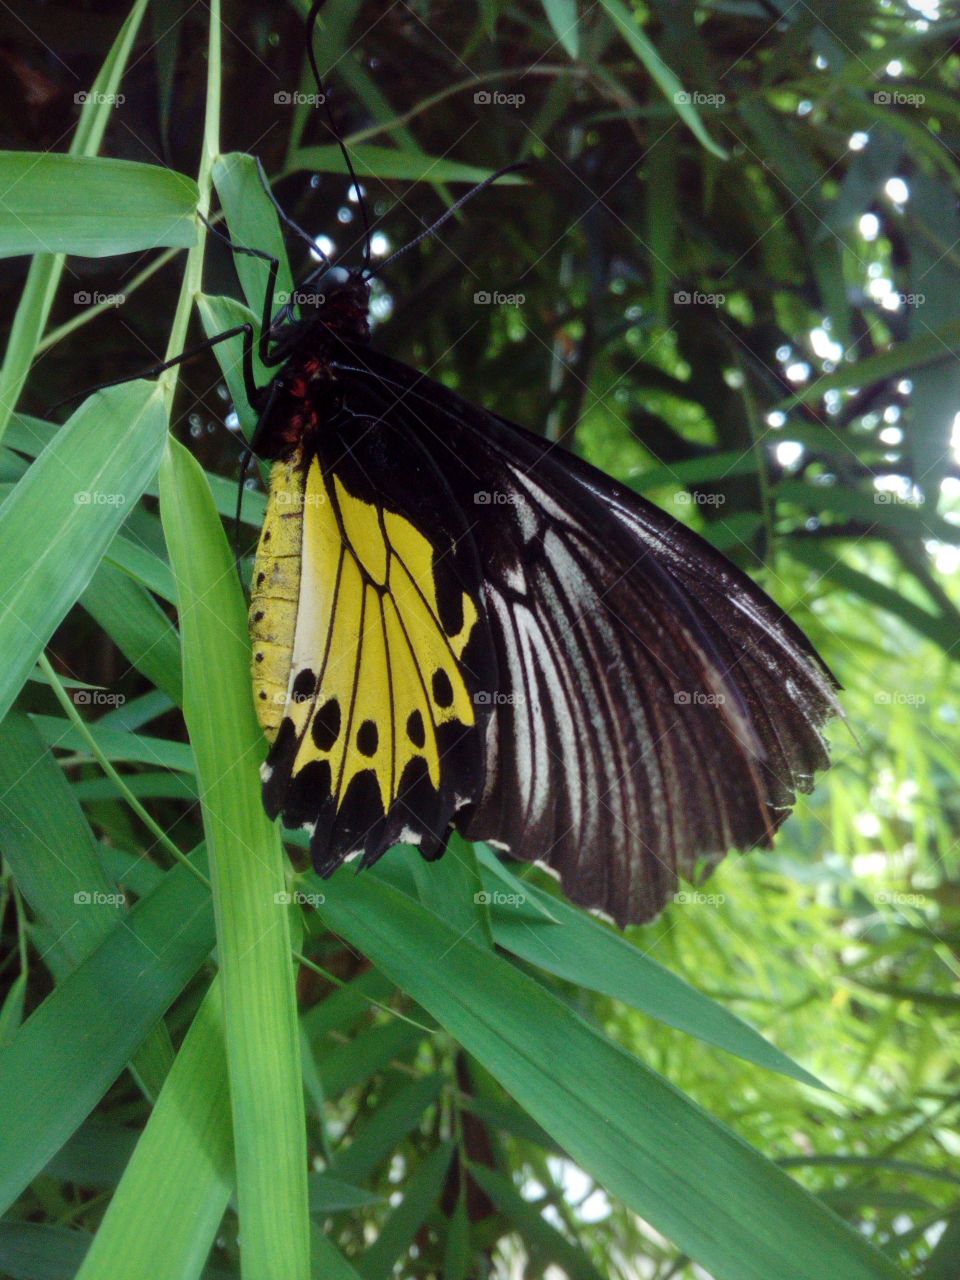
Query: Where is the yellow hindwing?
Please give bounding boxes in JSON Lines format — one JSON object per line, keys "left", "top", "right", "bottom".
{"left": 251, "top": 449, "right": 479, "bottom": 817}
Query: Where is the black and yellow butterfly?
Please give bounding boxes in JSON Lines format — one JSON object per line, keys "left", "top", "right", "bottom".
{"left": 213, "top": 4, "right": 839, "bottom": 926}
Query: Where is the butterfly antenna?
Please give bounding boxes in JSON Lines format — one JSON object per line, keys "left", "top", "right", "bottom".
{"left": 305, "top": 0, "right": 372, "bottom": 273}
{"left": 368, "top": 162, "right": 528, "bottom": 279}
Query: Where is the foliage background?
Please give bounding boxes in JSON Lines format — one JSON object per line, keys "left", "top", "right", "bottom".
{"left": 0, "top": 0, "right": 959, "bottom": 1277}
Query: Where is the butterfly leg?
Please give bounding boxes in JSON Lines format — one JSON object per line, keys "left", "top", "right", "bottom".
{"left": 49, "top": 321, "right": 260, "bottom": 416}
{"left": 199, "top": 213, "right": 283, "bottom": 370}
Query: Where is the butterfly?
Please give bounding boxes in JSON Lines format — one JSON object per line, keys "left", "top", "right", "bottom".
{"left": 201, "top": 3, "right": 840, "bottom": 926}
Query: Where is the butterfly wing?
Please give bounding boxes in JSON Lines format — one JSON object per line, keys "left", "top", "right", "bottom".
{"left": 251, "top": 411, "right": 496, "bottom": 872}
{"left": 326, "top": 348, "right": 839, "bottom": 924}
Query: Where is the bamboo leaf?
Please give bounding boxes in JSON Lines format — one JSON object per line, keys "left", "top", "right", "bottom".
{"left": 0, "top": 154, "right": 196, "bottom": 258}
{"left": 159, "top": 437, "right": 310, "bottom": 1280}
{"left": 0, "top": 382, "right": 167, "bottom": 724}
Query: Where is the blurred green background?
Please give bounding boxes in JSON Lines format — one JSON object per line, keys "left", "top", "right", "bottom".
{"left": 1, "top": 1, "right": 959, "bottom": 1277}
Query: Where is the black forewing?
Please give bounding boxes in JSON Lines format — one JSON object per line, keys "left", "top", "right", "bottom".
{"left": 330, "top": 344, "right": 839, "bottom": 925}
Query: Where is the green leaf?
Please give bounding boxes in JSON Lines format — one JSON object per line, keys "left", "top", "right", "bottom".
{"left": 159, "top": 437, "right": 310, "bottom": 1280}
{"left": 81, "top": 561, "right": 183, "bottom": 706}
{"left": 0, "top": 382, "right": 167, "bottom": 724}
{"left": 0, "top": 710, "right": 175, "bottom": 1096}
{"left": 0, "top": 851, "right": 213, "bottom": 1217}
{"left": 290, "top": 145, "right": 527, "bottom": 185}
{"left": 786, "top": 544, "right": 957, "bottom": 651}
{"left": 74, "top": 985, "right": 232, "bottom": 1280}
{"left": 541, "top": 0, "right": 579, "bottom": 58}
{"left": 470, "top": 1164, "right": 607, "bottom": 1280}
{"left": 358, "top": 1143, "right": 452, "bottom": 1280}
{"left": 489, "top": 882, "right": 826, "bottom": 1089}
{"left": 314, "top": 870, "right": 903, "bottom": 1280}
{"left": 212, "top": 152, "right": 293, "bottom": 312}
{"left": 332, "top": 1074, "right": 445, "bottom": 1184}
{"left": 308, "top": 1172, "right": 382, "bottom": 1213}
{"left": 0, "top": 1221, "right": 91, "bottom": 1280}
{"left": 597, "top": 0, "right": 726, "bottom": 158}
{"left": 0, "top": 154, "right": 196, "bottom": 258}
{"left": 31, "top": 716, "right": 194, "bottom": 772}
{"left": 778, "top": 318, "right": 960, "bottom": 408}
{"left": 319, "top": 1019, "right": 425, "bottom": 1097}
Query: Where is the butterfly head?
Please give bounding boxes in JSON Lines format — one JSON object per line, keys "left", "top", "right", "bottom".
{"left": 268, "top": 265, "right": 371, "bottom": 358}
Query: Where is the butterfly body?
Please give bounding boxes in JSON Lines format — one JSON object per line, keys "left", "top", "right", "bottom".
{"left": 245, "top": 268, "right": 838, "bottom": 925}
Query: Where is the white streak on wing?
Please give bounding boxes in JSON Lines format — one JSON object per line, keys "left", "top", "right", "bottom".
{"left": 487, "top": 588, "right": 533, "bottom": 817}
{"left": 502, "top": 560, "right": 526, "bottom": 594}
{"left": 513, "top": 468, "right": 580, "bottom": 526}
{"left": 515, "top": 592, "right": 582, "bottom": 840}
{"left": 510, "top": 493, "right": 539, "bottom": 544}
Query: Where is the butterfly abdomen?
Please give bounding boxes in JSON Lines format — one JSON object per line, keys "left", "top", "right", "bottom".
{"left": 249, "top": 453, "right": 305, "bottom": 741}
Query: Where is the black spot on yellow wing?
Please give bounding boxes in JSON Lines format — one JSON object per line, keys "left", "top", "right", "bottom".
{"left": 255, "top": 447, "right": 486, "bottom": 871}
{"left": 312, "top": 698, "right": 341, "bottom": 751}
{"left": 357, "top": 720, "right": 378, "bottom": 757}
{"left": 431, "top": 669, "right": 454, "bottom": 709}
{"left": 406, "top": 709, "right": 425, "bottom": 748}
